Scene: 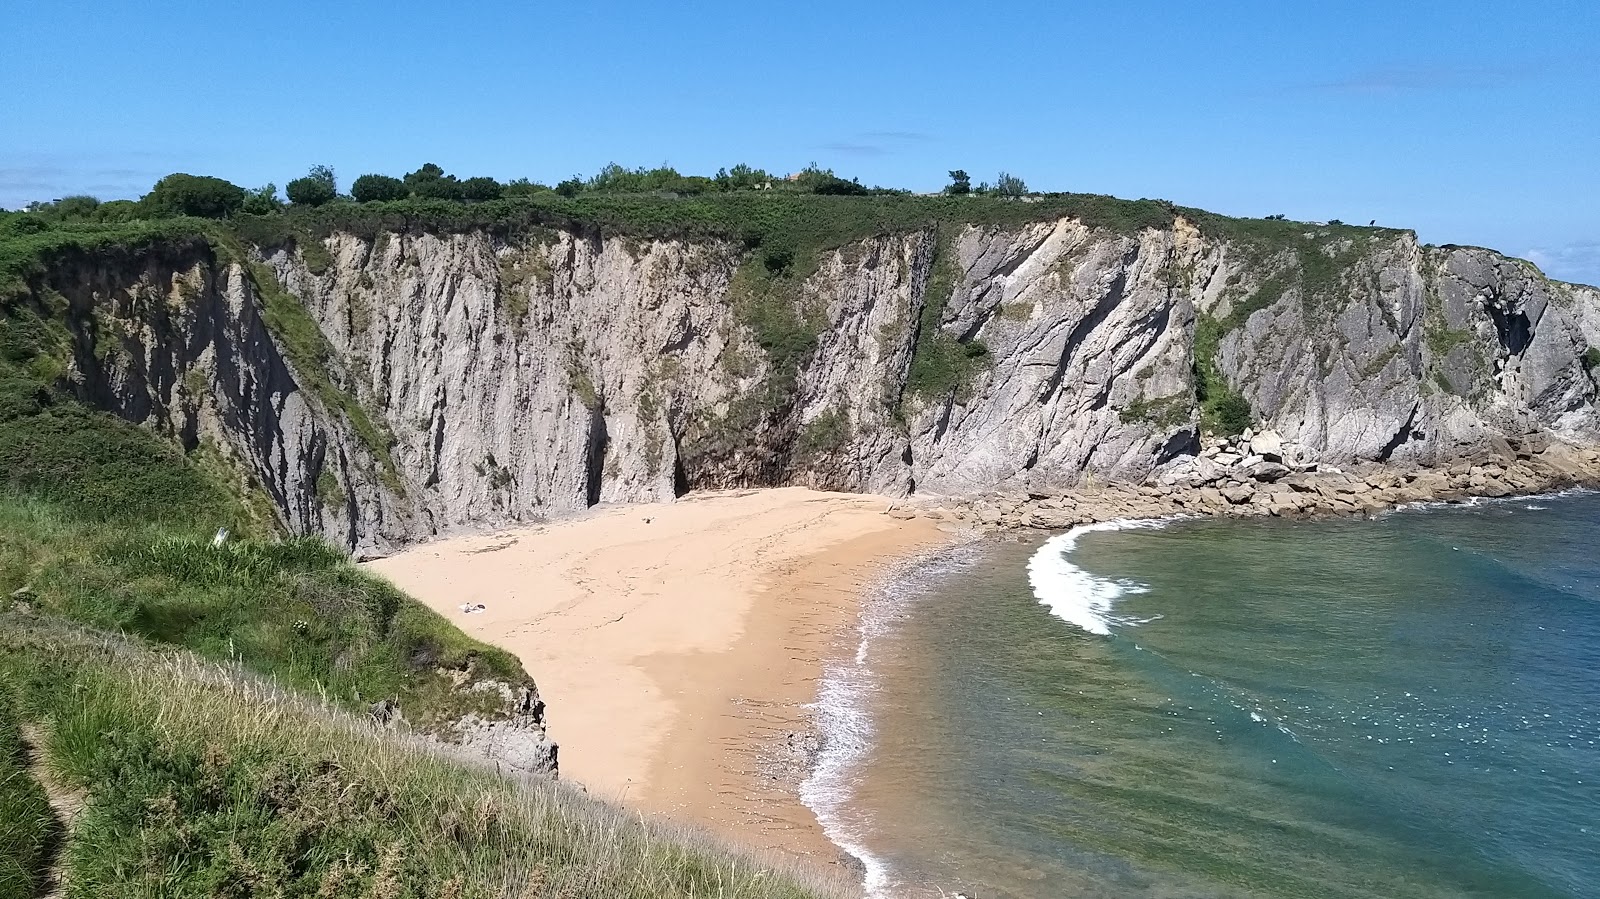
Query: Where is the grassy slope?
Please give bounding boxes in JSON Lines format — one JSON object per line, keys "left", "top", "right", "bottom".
{"left": 2, "top": 617, "right": 845, "bottom": 899}
{"left": 0, "top": 267, "right": 523, "bottom": 725}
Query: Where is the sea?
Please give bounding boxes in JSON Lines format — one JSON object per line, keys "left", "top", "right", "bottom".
{"left": 801, "top": 490, "right": 1600, "bottom": 899}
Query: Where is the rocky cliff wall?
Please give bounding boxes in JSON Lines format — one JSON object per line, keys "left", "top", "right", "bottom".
{"left": 38, "top": 217, "right": 1600, "bottom": 553}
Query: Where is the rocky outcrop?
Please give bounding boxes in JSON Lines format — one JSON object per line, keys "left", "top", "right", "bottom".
{"left": 29, "top": 217, "right": 1600, "bottom": 553}
{"left": 934, "top": 433, "right": 1600, "bottom": 530}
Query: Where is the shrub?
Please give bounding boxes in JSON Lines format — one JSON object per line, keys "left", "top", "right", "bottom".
{"left": 93, "top": 199, "right": 140, "bottom": 222}
{"left": 502, "top": 178, "right": 551, "bottom": 197}
{"left": 406, "top": 163, "right": 462, "bottom": 200}
{"left": 48, "top": 195, "right": 100, "bottom": 220}
{"left": 240, "top": 184, "right": 282, "bottom": 215}
{"left": 1584, "top": 347, "right": 1600, "bottom": 371}
{"left": 457, "top": 175, "right": 504, "bottom": 202}
{"left": 714, "top": 164, "right": 771, "bottom": 191}
{"left": 945, "top": 170, "right": 971, "bottom": 196}
{"left": 141, "top": 173, "right": 246, "bottom": 218}
{"left": 286, "top": 165, "right": 338, "bottom": 207}
{"left": 811, "top": 175, "right": 869, "bottom": 196}
{"left": 350, "top": 173, "right": 408, "bottom": 203}
{"left": 1210, "top": 393, "right": 1253, "bottom": 435}
{"left": 994, "top": 172, "right": 1028, "bottom": 198}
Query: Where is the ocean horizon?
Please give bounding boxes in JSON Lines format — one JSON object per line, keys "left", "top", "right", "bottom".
{"left": 807, "top": 490, "right": 1600, "bottom": 898}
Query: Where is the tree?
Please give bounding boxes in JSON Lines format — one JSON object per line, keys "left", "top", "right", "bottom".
{"left": 141, "top": 173, "right": 247, "bottom": 218}
{"left": 811, "top": 174, "right": 869, "bottom": 196}
{"left": 457, "top": 176, "right": 503, "bottom": 201}
{"left": 945, "top": 170, "right": 971, "bottom": 196}
{"left": 54, "top": 195, "right": 101, "bottom": 219}
{"left": 241, "top": 184, "right": 282, "bottom": 215}
{"left": 993, "top": 172, "right": 1027, "bottom": 198}
{"left": 715, "top": 163, "right": 769, "bottom": 191}
{"left": 502, "top": 178, "right": 550, "bottom": 197}
{"left": 554, "top": 177, "right": 583, "bottom": 198}
{"left": 404, "top": 163, "right": 460, "bottom": 200}
{"left": 286, "top": 165, "right": 337, "bottom": 207}
{"left": 350, "top": 174, "right": 407, "bottom": 203}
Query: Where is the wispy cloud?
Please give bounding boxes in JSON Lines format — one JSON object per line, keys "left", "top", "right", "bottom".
{"left": 818, "top": 142, "right": 889, "bottom": 157}
{"left": 1526, "top": 242, "right": 1600, "bottom": 287}
{"left": 0, "top": 152, "right": 178, "bottom": 208}
{"left": 859, "top": 130, "right": 933, "bottom": 142}
{"left": 1307, "top": 64, "right": 1537, "bottom": 94}
{"left": 815, "top": 130, "right": 935, "bottom": 157}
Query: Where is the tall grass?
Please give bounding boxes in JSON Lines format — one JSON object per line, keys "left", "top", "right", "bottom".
{"left": 4, "top": 620, "right": 850, "bottom": 899}
{"left": 0, "top": 684, "right": 55, "bottom": 899}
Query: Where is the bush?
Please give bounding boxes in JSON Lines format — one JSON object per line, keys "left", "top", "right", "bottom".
{"left": 405, "top": 163, "right": 462, "bottom": 200}
{"left": 240, "top": 184, "right": 282, "bottom": 215}
{"left": 1584, "top": 347, "right": 1600, "bottom": 371}
{"left": 286, "top": 165, "right": 338, "bottom": 207}
{"left": 350, "top": 173, "right": 407, "bottom": 203}
{"left": 1210, "top": 393, "right": 1253, "bottom": 435}
{"left": 945, "top": 170, "right": 971, "bottom": 196}
{"left": 502, "top": 178, "right": 551, "bottom": 197}
{"left": 141, "top": 173, "right": 246, "bottom": 218}
{"left": 811, "top": 175, "right": 869, "bottom": 196}
{"left": 994, "top": 172, "right": 1028, "bottom": 198}
{"left": 457, "top": 175, "right": 504, "bottom": 201}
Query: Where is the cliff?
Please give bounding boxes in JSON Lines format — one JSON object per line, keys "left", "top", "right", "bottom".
{"left": 13, "top": 204, "right": 1598, "bottom": 554}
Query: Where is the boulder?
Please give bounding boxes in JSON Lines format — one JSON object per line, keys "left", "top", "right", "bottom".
{"left": 1248, "top": 461, "right": 1291, "bottom": 482}
{"left": 1221, "top": 485, "right": 1256, "bottom": 505}
{"left": 1249, "top": 430, "right": 1285, "bottom": 461}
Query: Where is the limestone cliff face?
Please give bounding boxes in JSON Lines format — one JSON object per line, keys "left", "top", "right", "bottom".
{"left": 41, "top": 218, "right": 1600, "bottom": 553}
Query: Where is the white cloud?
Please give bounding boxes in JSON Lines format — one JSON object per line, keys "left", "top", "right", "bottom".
{"left": 1525, "top": 242, "right": 1600, "bottom": 287}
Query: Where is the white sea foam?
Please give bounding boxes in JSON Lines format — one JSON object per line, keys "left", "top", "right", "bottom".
{"left": 799, "top": 541, "right": 984, "bottom": 898}
{"left": 1026, "top": 518, "right": 1175, "bottom": 635}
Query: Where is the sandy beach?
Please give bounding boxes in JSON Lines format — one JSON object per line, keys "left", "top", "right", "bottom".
{"left": 364, "top": 487, "right": 951, "bottom": 860}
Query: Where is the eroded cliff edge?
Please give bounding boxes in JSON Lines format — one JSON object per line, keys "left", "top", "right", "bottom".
{"left": 19, "top": 213, "right": 1599, "bottom": 554}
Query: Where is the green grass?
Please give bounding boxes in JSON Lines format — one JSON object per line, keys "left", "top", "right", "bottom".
{"left": 0, "top": 684, "right": 55, "bottom": 899}
{"left": 0, "top": 618, "right": 847, "bottom": 899}
{"left": 0, "top": 215, "right": 213, "bottom": 301}
{"left": 1, "top": 281, "right": 525, "bottom": 726}
{"left": 1191, "top": 314, "right": 1254, "bottom": 435}
{"left": 228, "top": 192, "right": 1176, "bottom": 252}
{"left": 0, "top": 498, "right": 525, "bottom": 730}
{"left": 903, "top": 231, "right": 990, "bottom": 403}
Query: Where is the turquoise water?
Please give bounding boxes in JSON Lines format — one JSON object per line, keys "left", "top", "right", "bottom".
{"left": 813, "top": 492, "right": 1600, "bottom": 898}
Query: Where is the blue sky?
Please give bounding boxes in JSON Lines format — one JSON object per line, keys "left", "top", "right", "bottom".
{"left": 3, "top": 0, "right": 1597, "bottom": 283}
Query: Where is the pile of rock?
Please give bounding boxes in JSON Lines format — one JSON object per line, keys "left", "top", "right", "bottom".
{"left": 919, "top": 433, "right": 1600, "bottom": 532}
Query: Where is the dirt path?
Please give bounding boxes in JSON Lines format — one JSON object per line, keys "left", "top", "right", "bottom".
{"left": 20, "top": 724, "right": 81, "bottom": 899}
